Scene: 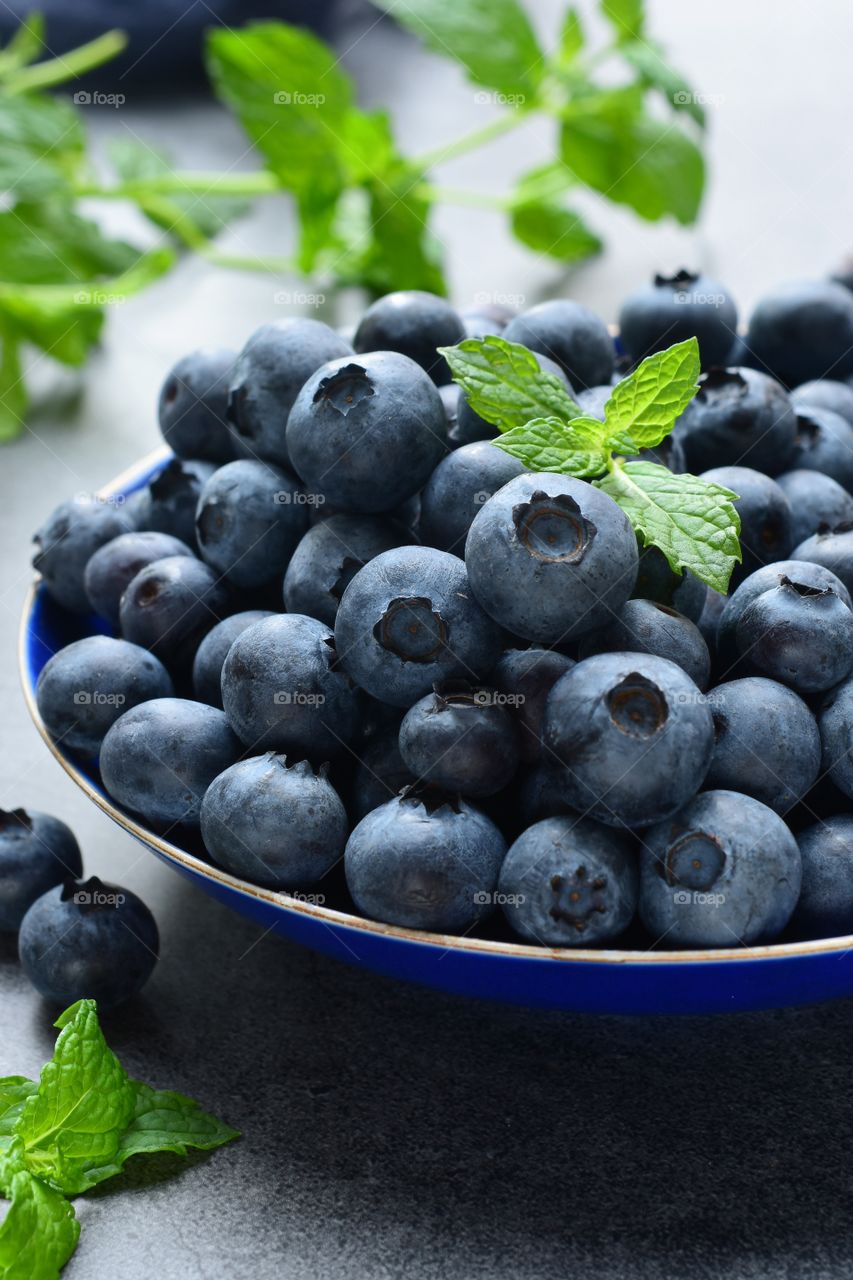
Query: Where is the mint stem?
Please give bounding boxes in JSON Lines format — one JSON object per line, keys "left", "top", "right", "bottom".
{"left": 411, "top": 108, "right": 529, "bottom": 170}
{"left": 2, "top": 30, "right": 128, "bottom": 93}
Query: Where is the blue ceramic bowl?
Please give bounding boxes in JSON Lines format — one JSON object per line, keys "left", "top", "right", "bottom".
{"left": 19, "top": 447, "right": 853, "bottom": 1015}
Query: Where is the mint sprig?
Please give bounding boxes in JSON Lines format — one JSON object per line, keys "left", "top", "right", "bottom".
{"left": 0, "top": 1, "right": 708, "bottom": 440}
{"left": 445, "top": 334, "right": 742, "bottom": 593}
{"left": 0, "top": 999, "right": 238, "bottom": 1278}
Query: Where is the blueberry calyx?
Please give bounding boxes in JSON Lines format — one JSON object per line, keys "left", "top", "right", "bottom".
{"left": 313, "top": 364, "right": 375, "bottom": 416}
{"left": 794, "top": 412, "right": 821, "bottom": 443}
{"left": 548, "top": 865, "right": 609, "bottom": 932}
{"left": 607, "top": 674, "right": 668, "bottom": 739}
{"left": 195, "top": 500, "right": 226, "bottom": 546}
{"left": 61, "top": 874, "right": 120, "bottom": 915}
{"left": 329, "top": 556, "right": 362, "bottom": 603}
{"left": 227, "top": 384, "right": 253, "bottom": 436}
{"left": 662, "top": 830, "right": 726, "bottom": 891}
{"left": 0, "top": 807, "right": 32, "bottom": 835}
{"left": 374, "top": 596, "right": 447, "bottom": 662}
{"left": 398, "top": 782, "right": 462, "bottom": 815}
{"left": 696, "top": 368, "right": 747, "bottom": 400}
{"left": 149, "top": 459, "right": 192, "bottom": 503}
{"left": 778, "top": 574, "right": 834, "bottom": 599}
{"left": 512, "top": 491, "right": 597, "bottom": 564}
{"left": 653, "top": 268, "right": 699, "bottom": 289}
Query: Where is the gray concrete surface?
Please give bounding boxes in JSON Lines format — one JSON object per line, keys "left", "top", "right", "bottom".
{"left": 3, "top": 1, "right": 853, "bottom": 1275}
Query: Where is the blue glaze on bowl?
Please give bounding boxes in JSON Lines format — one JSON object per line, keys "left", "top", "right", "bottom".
{"left": 19, "top": 446, "right": 853, "bottom": 1015}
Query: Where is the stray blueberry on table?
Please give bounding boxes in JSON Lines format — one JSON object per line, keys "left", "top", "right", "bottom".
{"left": 0, "top": 809, "right": 82, "bottom": 932}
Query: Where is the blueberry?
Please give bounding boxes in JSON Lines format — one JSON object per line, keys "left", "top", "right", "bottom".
{"left": 674, "top": 368, "right": 796, "bottom": 476}
{"left": 200, "top": 754, "right": 348, "bottom": 888}
{"left": 543, "top": 653, "right": 714, "bottom": 828}
{"left": 717, "top": 559, "right": 853, "bottom": 669}
{"left": 790, "top": 525, "right": 853, "bottom": 596}
{"left": 746, "top": 280, "right": 853, "bottom": 386}
{"left": 699, "top": 465, "right": 793, "bottom": 582}
{"left": 353, "top": 290, "right": 465, "bottom": 384}
{"left": 0, "top": 809, "right": 82, "bottom": 932}
{"left": 158, "top": 348, "right": 235, "bottom": 463}
{"left": 194, "top": 459, "right": 308, "bottom": 590}
{"left": 33, "top": 495, "right": 133, "bottom": 614}
{"left": 349, "top": 726, "right": 414, "bottom": 822}
{"left": 464, "top": 473, "right": 638, "bottom": 643}
{"left": 419, "top": 441, "right": 525, "bottom": 554}
{"left": 438, "top": 383, "right": 461, "bottom": 440}
{"left": 492, "top": 647, "right": 576, "bottom": 765}
{"left": 578, "top": 598, "right": 711, "bottom": 690}
{"left": 618, "top": 269, "right": 738, "bottom": 369}
{"left": 732, "top": 572, "right": 853, "bottom": 694}
{"left": 36, "top": 636, "right": 174, "bottom": 757}
{"left": 791, "top": 378, "right": 853, "bottom": 427}
{"left": 119, "top": 555, "right": 230, "bottom": 673}
{"left": 344, "top": 787, "right": 506, "bottom": 932}
{"left": 792, "top": 816, "right": 853, "bottom": 938}
{"left": 786, "top": 407, "right": 853, "bottom": 491}
{"left": 286, "top": 352, "right": 448, "bottom": 513}
{"left": 460, "top": 302, "right": 515, "bottom": 338}
{"left": 632, "top": 545, "right": 706, "bottom": 622}
{"left": 498, "top": 815, "right": 638, "bottom": 945}
{"left": 704, "top": 677, "right": 820, "bottom": 813}
{"left": 777, "top": 470, "right": 853, "bottom": 548}
{"left": 818, "top": 676, "right": 853, "bottom": 799}
{"left": 283, "top": 514, "right": 407, "bottom": 626}
{"left": 100, "top": 697, "right": 240, "bottom": 827}
{"left": 84, "top": 530, "right": 195, "bottom": 628}
{"left": 454, "top": 351, "right": 574, "bottom": 446}
{"left": 135, "top": 457, "right": 216, "bottom": 549}
{"left": 638, "top": 790, "right": 801, "bottom": 947}
{"left": 398, "top": 682, "right": 520, "bottom": 798}
{"left": 228, "top": 318, "right": 354, "bottom": 467}
{"left": 503, "top": 300, "right": 614, "bottom": 390}
{"left": 192, "top": 610, "right": 275, "bottom": 707}
{"left": 512, "top": 763, "right": 575, "bottom": 830}
{"left": 221, "top": 613, "right": 361, "bottom": 757}
{"left": 19, "top": 876, "right": 158, "bottom": 1009}
{"left": 696, "top": 587, "right": 727, "bottom": 651}
{"left": 334, "top": 546, "right": 502, "bottom": 708}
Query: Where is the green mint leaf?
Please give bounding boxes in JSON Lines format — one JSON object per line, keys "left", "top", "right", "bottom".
{"left": 108, "top": 139, "right": 251, "bottom": 241}
{"left": 511, "top": 199, "right": 602, "bottom": 264}
{"left": 0, "top": 329, "right": 26, "bottom": 443}
{"left": 205, "top": 22, "right": 353, "bottom": 269}
{"left": 439, "top": 336, "right": 580, "bottom": 431}
{"left": 0, "top": 95, "right": 84, "bottom": 202}
{"left": 557, "top": 7, "right": 585, "bottom": 66}
{"left": 595, "top": 459, "right": 742, "bottom": 592}
{"left": 0, "top": 1080, "right": 36, "bottom": 1144}
{"left": 14, "top": 998, "right": 136, "bottom": 1194}
{"left": 560, "top": 87, "right": 704, "bottom": 224}
{"left": 376, "top": 0, "right": 544, "bottom": 99}
{"left": 493, "top": 415, "right": 611, "bottom": 476}
{"left": 600, "top": 0, "right": 645, "bottom": 42}
{"left": 621, "top": 41, "right": 705, "bottom": 127}
{"left": 0, "top": 245, "right": 174, "bottom": 367}
{"left": 603, "top": 336, "right": 700, "bottom": 452}
{"left": 62, "top": 1082, "right": 240, "bottom": 1194}
{"left": 0, "top": 1141, "right": 80, "bottom": 1280}
{"left": 0, "top": 203, "right": 139, "bottom": 286}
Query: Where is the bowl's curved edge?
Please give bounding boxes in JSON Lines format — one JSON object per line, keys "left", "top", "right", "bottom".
{"left": 16, "top": 444, "right": 853, "bottom": 1014}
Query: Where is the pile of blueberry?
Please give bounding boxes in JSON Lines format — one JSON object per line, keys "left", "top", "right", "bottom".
{"left": 28, "top": 276, "right": 853, "bottom": 951}
{"left": 0, "top": 806, "right": 158, "bottom": 1007}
